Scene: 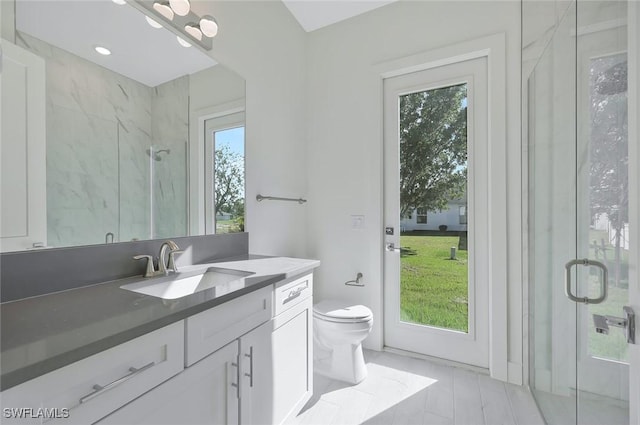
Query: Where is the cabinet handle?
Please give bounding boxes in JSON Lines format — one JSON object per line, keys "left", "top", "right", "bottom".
{"left": 244, "top": 347, "right": 254, "bottom": 387}
{"left": 231, "top": 361, "right": 240, "bottom": 398}
{"left": 79, "top": 362, "right": 155, "bottom": 404}
{"left": 284, "top": 286, "right": 306, "bottom": 304}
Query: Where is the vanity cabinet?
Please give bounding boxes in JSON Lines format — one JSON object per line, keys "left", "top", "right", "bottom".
{"left": 0, "top": 321, "right": 184, "bottom": 425}
{"left": 98, "top": 340, "right": 241, "bottom": 425}
{"left": 102, "top": 274, "right": 313, "bottom": 425}
{"left": 99, "top": 317, "right": 273, "bottom": 425}
{"left": 2, "top": 272, "right": 314, "bottom": 425}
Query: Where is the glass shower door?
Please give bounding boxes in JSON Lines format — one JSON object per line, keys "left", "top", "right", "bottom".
{"left": 527, "top": 0, "right": 636, "bottom": 423}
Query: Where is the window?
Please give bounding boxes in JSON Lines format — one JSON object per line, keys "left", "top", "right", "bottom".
{"left": 204, "top": 111, "right": 245, "bottom": 234}
{"left": 416, "top": 208, "right": 428, "bottom": 224}
{"left": 459, "top": 205, "right": 467, "bottom": 224}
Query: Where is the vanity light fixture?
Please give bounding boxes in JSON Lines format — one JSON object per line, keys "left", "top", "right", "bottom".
{"left": 199, "top": 16, "right": 218, "bottom": 38}
{"left": 184, "top": 22, "right": 202, "bottom": 41}
{"left": 131, "top": 0, "right": 216, "bottom": 49}
{"left": 145, "top": 16, "right": 163, "bottom": 29}
{"left": 112, "top": 0, "right": 127, "bottom": 5}
{"left": 176, "top": 36, "right": 191, "bottom": 48}
{"left": 152, "top": 1, "right": 174, "bottom": 20}
{"left": 169, "top": 0, "right": 190, "bottom": 16}
{"left": 94, "top": 46, "right": 112, "bottom": 56}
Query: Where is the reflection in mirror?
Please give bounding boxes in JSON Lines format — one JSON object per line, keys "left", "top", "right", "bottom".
{"left": 3, "top": 0, "right": 245, "bottom": 251}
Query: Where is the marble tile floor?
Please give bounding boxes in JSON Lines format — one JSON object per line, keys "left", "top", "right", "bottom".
{"left": 291, "top": 349, "right": 546, "bottom": 425}
{"left": 533, "top": 390, "right": 628, "bottom": 425}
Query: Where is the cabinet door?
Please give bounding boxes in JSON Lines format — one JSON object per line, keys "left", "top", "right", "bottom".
{"left": 99, "top": 341, "right": 240, "bottom": 425}
{"left": 271, "top": 298, "right": 313, "bottom": 425}
{"left": 239, "top": 321, "right": 273, "bottom": 425}
{"left": 0, "top": 41, "right": 46, "bottom": 252}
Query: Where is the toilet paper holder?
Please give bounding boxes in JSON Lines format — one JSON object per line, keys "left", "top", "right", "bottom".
{"left": 345, "top": 273, "right": 364, "bottom": 287}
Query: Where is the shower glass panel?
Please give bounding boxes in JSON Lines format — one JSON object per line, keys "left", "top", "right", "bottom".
{"left": 526, "top": 0, "right": 630, "bottom": 423}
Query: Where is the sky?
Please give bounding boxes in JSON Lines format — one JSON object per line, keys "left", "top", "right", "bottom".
{"left": 214, "top": 126, "right": 245, "bottom": 157}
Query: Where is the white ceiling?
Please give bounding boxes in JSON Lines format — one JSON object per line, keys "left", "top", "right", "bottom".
{"left": 281, "top": 0, "right": 398, "bottom": 32}
{"left": 16, "top": 0, "right": 216, "bottom": 87}
{"left": 15, "top": 0, "right": 397, "bottom": 87}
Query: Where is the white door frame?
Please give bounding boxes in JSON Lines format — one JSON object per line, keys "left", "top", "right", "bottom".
{"left": 627, "top": 1, "right": 640, "bottom": 422}
{"left": 375, "top": 34, "right": 508, "bottom": 380}
{"left": 188, "top": 99, "right": 245, "bottom": 236}
{"left": 383, "top": 57, "right": 489, "bottom": 368}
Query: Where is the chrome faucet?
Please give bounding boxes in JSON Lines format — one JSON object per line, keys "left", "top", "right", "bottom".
{"left": 158, "top": 240, "right": 182, "bottom": 275}
{"left": 133, "top": 240, "right": 182, "bottom": 278}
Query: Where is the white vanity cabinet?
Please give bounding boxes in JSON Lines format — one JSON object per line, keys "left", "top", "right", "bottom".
{"left": 102, "top": 274, "right": 314, "bottom": 425}
{"left": 99, "top": 339, "right": 241, "bottom": 425}
{"left": 2, "top": 271, "right": 315, "bottom": 425}
{"left": 269, "top": 274, "right": 314, "bottom": 425}
{"left": 0, "top": 321, "right": 184, "bottom": 425}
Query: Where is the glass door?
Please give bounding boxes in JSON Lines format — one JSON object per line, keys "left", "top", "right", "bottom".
{"left": 383, "top": 57, "right": 490, "bottom": 368}
{"left": 527, "top": 0, "right": 638, "bottom": 423}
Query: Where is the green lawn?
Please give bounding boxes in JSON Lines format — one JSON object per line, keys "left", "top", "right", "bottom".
{"left": 216, "top": 219, "right": 243, "bottom": 234}
{"left": 587, "top": 229, "right": 629, "bottom": 361}
{"left": 400, "top": 235, "right": 468, "bottom": 332}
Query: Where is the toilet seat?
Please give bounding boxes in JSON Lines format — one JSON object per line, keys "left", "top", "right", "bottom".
{"left": 313, "top": 300, "right": 373, "bottom": 323}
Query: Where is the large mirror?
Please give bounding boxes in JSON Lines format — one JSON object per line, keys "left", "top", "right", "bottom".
{"left": 1, "top": 0, "right": 246, "bottom": 251}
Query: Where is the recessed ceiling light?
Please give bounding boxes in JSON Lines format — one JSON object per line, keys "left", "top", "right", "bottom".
{"left": 184, "top": 23, "right": 202, "bottom": 41}
{"left": 95, "top": 46, "right": 112, "bottom": 56}
{"left": 145, "top": 16, "right": 163, "bottom": 29}
{"left": 176, "top": 36, "right": 191, "bottom": 48}
{"left": 169, "top": 0, "right": 190, "bottom": 16}
{"left": 153, "top": 1, "right": 174, "bottom": 20}
{"left": 112, "top": 0, "right": 126, "bottom": 5}
{"left": 199, "top": 16, "right": 218, "bottom": 38}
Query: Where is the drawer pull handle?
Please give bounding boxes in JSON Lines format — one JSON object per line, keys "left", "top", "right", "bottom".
{"left": 283, "top": 286, "right": 306, "bottom": 304}
{"left": 79, "top": 361, "right": 155, "bottom": 404}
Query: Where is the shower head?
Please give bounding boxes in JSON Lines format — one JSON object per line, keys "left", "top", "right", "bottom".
{"left": 146, "top": 148, "right": 171, "bottom": 161}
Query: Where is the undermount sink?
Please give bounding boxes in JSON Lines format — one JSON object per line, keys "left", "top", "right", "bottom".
{"left": 121, "top": 267, "right": 255, "bottom": 300}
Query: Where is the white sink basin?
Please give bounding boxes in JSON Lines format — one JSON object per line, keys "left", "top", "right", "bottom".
{"left": 121, "top": 267, "right": 255, "bottom": 300}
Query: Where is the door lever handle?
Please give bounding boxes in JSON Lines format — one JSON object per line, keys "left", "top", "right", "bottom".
{"left": 385, "top": 243, "right": 403, "bottom": 252}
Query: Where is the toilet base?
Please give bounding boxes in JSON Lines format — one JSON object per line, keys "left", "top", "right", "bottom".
{"left": 314, "top": 342, "right": 368, "bottom": 384}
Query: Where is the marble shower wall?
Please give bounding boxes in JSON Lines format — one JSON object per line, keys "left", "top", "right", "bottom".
{"left": 150, "top": 76, "right": 189, "bottom": 239}
{"left": 17, "top": 31, "right": 190, "bottom": 247}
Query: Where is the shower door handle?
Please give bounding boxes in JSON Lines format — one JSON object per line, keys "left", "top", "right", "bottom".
{"left": 564, "top": 259, "right": 608, "bottom": 304}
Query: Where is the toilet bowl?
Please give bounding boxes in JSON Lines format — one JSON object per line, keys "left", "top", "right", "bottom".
{"left": 313, "top": 300, "right": 373, "bottom": 384}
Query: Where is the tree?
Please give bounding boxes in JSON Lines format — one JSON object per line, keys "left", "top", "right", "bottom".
{"left": 589, "top": 55, "right": 628, "bottom": 286}
{"left": 214, "top": 145, "right": 244, "bottom": 216}
{"left": 399, "top": 84, "right": 468, "bottom": 218}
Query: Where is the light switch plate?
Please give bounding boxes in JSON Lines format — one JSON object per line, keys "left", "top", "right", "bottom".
{"left": 351, "top": 215, "right": 365, "bottom": 230}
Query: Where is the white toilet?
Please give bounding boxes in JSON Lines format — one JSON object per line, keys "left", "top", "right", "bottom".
{"left": 313, "top": 300, "right": 373, "bottom": 384}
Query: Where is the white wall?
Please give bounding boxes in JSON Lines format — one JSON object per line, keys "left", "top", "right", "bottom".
{"left": 305, "top": 1, "right": 523, "bottom": 383}
{"left": 191, "top": 0, "right": 308, "bottom": 257}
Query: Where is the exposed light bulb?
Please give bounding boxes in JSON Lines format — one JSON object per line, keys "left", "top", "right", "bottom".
{"left": 176, "top": 36, "right": 191, "bottom": 48}
{"left": 199, "top": 15, "right": 218, "bottom": 38}
{"left": 112, "top": 0, "right": 126, "bottom": 5}
{"left": 184, "top": 23, "right": 203, "bottom": 41}
{"left": 153, "top": 1, "right": 174, "bottom": 20}
{"left": 145, "top": 16, "right": 163, "bottom": 29}
{"left": 169, "top": 0, "right": 190, "bottom": 16}
{"left": 95, "top": 46, "right": 112, "bottom": 56}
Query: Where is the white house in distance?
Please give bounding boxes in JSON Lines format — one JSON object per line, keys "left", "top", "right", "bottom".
{"left": 401, "top": 199, "right": 467, "bottom": 232}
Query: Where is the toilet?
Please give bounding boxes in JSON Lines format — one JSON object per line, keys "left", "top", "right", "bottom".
{"left": 313, "top": 300, "right": 373, "bottom": 384}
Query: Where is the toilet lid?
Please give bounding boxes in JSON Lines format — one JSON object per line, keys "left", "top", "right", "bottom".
{"left": 313, "top": 300, "right": 373, "bottom": 321}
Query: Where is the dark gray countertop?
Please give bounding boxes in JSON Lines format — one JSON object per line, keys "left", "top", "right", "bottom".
{"left": 0, "top": 255, "right": 320, "bottom": 391}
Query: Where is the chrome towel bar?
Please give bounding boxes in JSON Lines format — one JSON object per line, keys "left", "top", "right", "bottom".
{"left": 256, "top": 194, "right": 307, "bottom": 204}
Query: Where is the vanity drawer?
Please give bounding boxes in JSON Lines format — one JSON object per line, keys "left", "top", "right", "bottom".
{"left": 0, "top": 321, "right": 184, "bottom": 425}
{"left": 185, "top": 285, "right": 273, "bottom": 366}
{"left": 274, "top": 273, "right": 313, "bottom": 316}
